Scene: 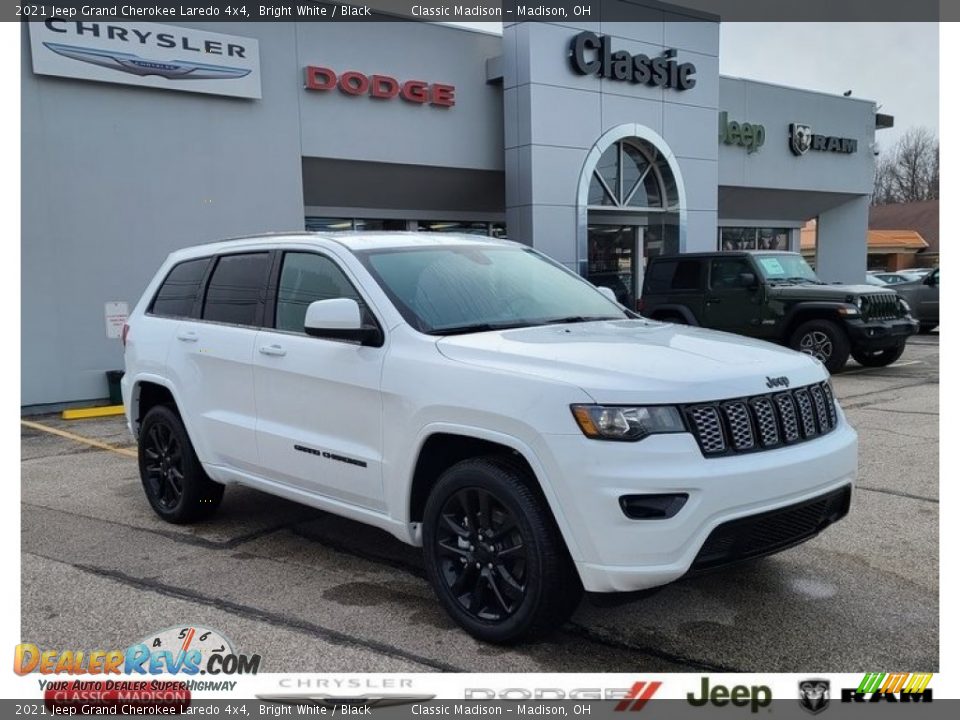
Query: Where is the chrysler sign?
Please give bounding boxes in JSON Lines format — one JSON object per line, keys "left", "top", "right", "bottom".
{"left": 28, "top": 20, "right": 261, "bottom": 99}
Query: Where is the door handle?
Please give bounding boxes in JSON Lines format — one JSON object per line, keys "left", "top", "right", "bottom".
{"left": 176, "top": 330, "right": 198, "bottom": 342}
{"left": 706, "top": 296, "right": 721, "bottom": 304}
{"left": 259, "top": 344, "right": 287, "bottom": 357}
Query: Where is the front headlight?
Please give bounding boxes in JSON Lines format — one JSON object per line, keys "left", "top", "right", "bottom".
{"left": 571, "top": 404, "right": 686, "bottom": 441}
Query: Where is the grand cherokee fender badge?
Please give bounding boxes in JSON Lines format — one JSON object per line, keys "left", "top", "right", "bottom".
{"left": 766, "top": 376, "right": 790, "bottom": 389}
{"left": 43, "top": 42, "right": 252, "bottom": 80}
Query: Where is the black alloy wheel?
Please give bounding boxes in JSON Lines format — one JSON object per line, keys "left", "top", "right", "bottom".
{"left": 138, "top": 404, "right": 224, "bottom": 524}
{"left": 436, "top": 487, "right": 528, "bottom": 622}
{"left": 422, "top": 457, "right": 582, "bottom": 643}
{"left": 143, "top": 420, "right": 184, "bottom": 511}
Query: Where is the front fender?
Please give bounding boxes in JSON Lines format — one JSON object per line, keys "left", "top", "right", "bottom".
{"left": 392, "top": 421, "right": 585, "bottom": 563}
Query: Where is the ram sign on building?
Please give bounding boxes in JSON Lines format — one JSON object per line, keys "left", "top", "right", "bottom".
{"left": 21, "top": 7, "right": 884, "bottom": 407}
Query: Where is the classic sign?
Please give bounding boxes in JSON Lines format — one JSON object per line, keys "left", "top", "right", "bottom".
{"left": 569, "top": 31, "right": 697, "bottom": 90}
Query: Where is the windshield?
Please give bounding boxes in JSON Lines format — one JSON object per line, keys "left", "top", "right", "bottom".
{"left": 358, "top": 245, "right": 628, "bottom": 334}
{"left": 754, "top": 254, "right": 822, "bottom": 284}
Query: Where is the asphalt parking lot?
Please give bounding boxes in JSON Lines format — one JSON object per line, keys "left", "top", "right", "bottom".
{"left": 20, "top": 335, "right": 939, "bottom": 673}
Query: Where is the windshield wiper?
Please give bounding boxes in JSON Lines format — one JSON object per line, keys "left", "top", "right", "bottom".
{"left": 539, "top": 315, "right": 622, "bottom": 325}
{"left": 426, "top": 322, "right": 533, "bottom": 336}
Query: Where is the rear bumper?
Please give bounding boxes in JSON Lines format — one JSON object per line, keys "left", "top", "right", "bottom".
{"left": 843, "top": 317, "right": 918, "bottom": 350}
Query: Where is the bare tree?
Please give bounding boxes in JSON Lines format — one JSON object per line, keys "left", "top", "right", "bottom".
{"left": 872, "top": 127, "right": 939, "bottom": 205}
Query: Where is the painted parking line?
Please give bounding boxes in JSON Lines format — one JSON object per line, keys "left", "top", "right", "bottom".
{"left": 842, "top": 360, "right": 924, "bottom": 375}
{"left": 21, "top": 419, "right": 137, "bottom": 459}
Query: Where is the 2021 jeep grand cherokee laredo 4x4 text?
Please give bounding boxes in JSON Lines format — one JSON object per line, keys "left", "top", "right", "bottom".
{"left": 123, "top": 234, "right": 856, "bottom": 643}
{"left": 640, "top": 251, "right": 918, "bottom": 373}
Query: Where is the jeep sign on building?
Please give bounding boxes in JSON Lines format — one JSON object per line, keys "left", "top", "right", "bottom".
{"left": 22, "top": 5, "right": 883, "bottom": 407}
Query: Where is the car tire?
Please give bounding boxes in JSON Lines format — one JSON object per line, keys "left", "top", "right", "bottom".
{"left": 789, "top": 319, "right": 851, "bottom": 373}
{"left": 851, "top": 342, "right": 906, "bottom": 367}
{"left": 422, "top": 456, "right": 582, "bottom": 644}
{"left": 658, "top": 313, "right": 688, "bottom": 325}
{"left": 919, "top": 324, "right": 938, "bottom": 334}
{"left": 138, "top": 405, "right": 224, "bottom": 524}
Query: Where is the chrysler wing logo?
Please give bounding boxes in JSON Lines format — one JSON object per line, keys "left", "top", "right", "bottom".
{"left": 43, "top": 42, "right": 251, "bottom": 81}
{"left": 257, "top": 694, "right": 436, "bottom": 709}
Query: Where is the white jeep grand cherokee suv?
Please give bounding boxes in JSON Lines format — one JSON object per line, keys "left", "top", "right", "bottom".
{"left": 123, "top": 233, "right": 856, "bottom": 643}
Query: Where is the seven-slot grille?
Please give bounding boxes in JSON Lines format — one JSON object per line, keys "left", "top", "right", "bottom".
{"left": 859, "top": 293, "right": 901, "bottom": 321}
{"left": 684, "top": 382, "right": 838, "bottom": 457}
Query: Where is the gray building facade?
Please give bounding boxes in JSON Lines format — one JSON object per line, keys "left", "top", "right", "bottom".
{"left": 21, "top": 9, "right": 882, "bottom": 408}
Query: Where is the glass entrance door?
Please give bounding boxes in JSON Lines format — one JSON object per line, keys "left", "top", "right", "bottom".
{"left": 586, "top": 224, "right": 642, "bottom": 308}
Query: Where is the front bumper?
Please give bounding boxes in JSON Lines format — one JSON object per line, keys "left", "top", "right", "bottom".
{"left": 843, "top": 316, "right": 919, "bottom": 350}
{"left": 538, "top": 413, "right": 857, "bottom": 593}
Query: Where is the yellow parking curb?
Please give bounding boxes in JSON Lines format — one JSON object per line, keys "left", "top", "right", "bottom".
{"left": 61, "top": 405, "right": 126, "bottom": 420}
{"left": 20, "top": 419, "right": 138, "bottom": 458}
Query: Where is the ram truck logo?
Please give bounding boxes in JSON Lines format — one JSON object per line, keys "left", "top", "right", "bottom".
{"left": 790, "top": 123, "right": 814, "bottom": 155}
{"left": 766, "top": 376, "right": 790, "bottom": 389}
{"left": 43, "top": 42, "right": 251, "bottom": 80}
{"left": 799, "top": 680, "right": 830, "bottom": 715}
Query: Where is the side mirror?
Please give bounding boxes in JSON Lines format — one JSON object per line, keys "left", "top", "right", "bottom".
{"left": 304, "top": 298, "right": 383, "bottom": 346}
{"left": 923, "top": 273, "right": 938, "bottom": 287}
{"left": 739, "top": 271, "right": 759, "bottom": 289}
{"left": 596, "top": 285, "right": 618, "bottom": 304}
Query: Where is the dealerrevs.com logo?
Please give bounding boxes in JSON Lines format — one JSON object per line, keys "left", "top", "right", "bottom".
{"left": 14, "top": 626, "right": 261, "bottom": 677}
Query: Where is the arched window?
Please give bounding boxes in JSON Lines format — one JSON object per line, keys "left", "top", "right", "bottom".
{"left": 587, "top": 139, "right": 677, "bottom": 211}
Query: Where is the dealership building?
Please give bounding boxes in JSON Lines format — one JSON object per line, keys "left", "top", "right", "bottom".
{"left": 21, "top": 7, "right": 888, "bottom": 408}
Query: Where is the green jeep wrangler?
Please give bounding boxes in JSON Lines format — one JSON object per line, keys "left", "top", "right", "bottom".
{"left": 640, "top": 251, "right": 919, "bottom": 372}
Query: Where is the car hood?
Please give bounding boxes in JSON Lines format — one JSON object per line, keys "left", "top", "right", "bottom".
{"left": 435, "top": 319, "right": 826, "bottom": 404}
{"left": 767, "top": 283, "right": 896, "bottom": 300}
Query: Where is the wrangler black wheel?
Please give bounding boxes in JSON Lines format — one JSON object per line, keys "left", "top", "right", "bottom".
{"left": 138, "top": 405, "right": 223, "bottom": 524}
{"left": 422, "top": 457, "right": 582, "bottom": 643}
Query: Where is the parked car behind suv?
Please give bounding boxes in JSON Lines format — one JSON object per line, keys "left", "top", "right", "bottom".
{"left": 123, "top": 234, "right": 856, "bottom": 643}
{"left": 893, "top": 268, "right": 939, "bottom": 333}
{"left": 641, "top": 251, "right": 918, "bottom": 372}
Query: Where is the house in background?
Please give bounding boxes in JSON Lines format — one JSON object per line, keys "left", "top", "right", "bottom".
{"left": 869, "top": 199, "right": 939, "bottom": 268}
{"left": 801, "top": 199, "right": 937, "bottom": 271}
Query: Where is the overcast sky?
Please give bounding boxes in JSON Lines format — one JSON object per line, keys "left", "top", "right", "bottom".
{"left": 449, "top": 21, "right": 939, "bottom": 150}
{"left": 719, "top": 23, "right": 938, "bottom": 150}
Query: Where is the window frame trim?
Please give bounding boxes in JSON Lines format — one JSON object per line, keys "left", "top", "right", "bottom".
{"left": 198, "top": 250, "right": 275, "bottom": 329}
{"left": 262, "top": 249, "right": 386, "bottom": 344}
{"left": 146, "top": 256, "right": 214, "bottom": 320}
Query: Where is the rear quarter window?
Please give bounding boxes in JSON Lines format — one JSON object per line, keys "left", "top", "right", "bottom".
{"left": 149, "top": 258, "right": 211, "bottom": 318}
{"left": 645, "top": 260, "right": 702, "bottom": 292}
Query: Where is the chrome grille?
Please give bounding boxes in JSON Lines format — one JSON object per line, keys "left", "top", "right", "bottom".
{"left": 722, "top": 402, "right": 756, "bottom": 451}
{"left": 809, "top": 385, "right": 830, "bottom": 432}
{"left": 775, "top": 393, "right": 800, "bottom": 442}
{"left": 821, "top": 382, "right": 838, "bottom": 427}
{"left": 687, "top": 406, "right": 726, "bottom": 454}
{"left": 750, "top": 397, "right": 780, "bottom": 447}
{"left": 794, "top": 388, "right": 817, "bottom": 438}
{"left": 684, "top": 382, "right": 838, "bottom": 457}
{"left": 860, "top": 293, "right": 901, "bottom": 321}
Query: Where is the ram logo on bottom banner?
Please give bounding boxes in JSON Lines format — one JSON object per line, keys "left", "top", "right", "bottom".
{"left": 841, "top": 673, "right": 933, "bottom": 702}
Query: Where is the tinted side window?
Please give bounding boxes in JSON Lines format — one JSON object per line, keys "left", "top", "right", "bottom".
{"left": 645, "top": 260, "right": 702, "bottom": 292}
{"left": 202, "top": 253, "right": 271, "bottom": 326}
{"left": 710, "top": 258, "right": 754, "bottom": 290}
{"left": 276, "top": 252, "right": 361, "bottom": 333}
{"left": 151, "top": 258, "right": 210, "bottom": 318}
